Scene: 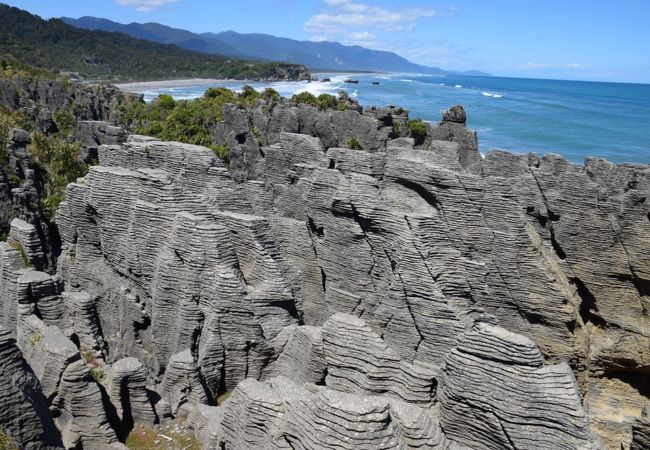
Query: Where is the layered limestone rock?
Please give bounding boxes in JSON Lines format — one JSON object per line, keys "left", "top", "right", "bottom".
{"left": 159, "top": 349, "right": 211, "bottom": 416}
{"left": 0, "top": 219, "right": 123, "bottom": 447}
{"left": 322, "top": 313, "right": 437, "bottom": 406}
{"left": 51, "top": 110, "right": 649, "bottom": 446}
{"left": 204, "top": 376, "right": 447, "bottom": 450}
{"left": 0, "top": 326, "right": 62, "bottom": 449}
{"left": 213, "top": 100, "right": 404, "bottom": 182}
{"left": 631, "top": 401, "right": 650, "bottom": 450}
{"left": 8, "top": 218, "right": 46, "bottom": 269}
{"left": 53, "top": 360, "right": 118, "bottom": 448}
{"left": 106, "top": 357, "right": 157, "bottom": 429}
{"left": 1, "top": 97, "right": 647, "bottom": 448}
{"left": 440, "top": 323, "right": 591, "bottom": 449}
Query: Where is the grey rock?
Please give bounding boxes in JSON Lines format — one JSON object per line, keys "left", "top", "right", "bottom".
{"left": 323, "top": 313, "right": 437, "bottom": 406}
{"left": 0, "top": 326, "right": 63, "bottom": 449}
{"left": 159, "top": 349, "right": 210, "bottom": 416}
{"left": 9, "top": 217, "right": 46, "bottom": 270}
{"left": 441, "top": 104, "right": 467, "bottom": 124}
{"left": 106, "top": 357, "right": 157, "bottom": 428}
{"left": 4, "top": 95, "right": 645, "bottom": 448}
{"left": 75, "top": 121, "right": 127, "bottom": 162}
{"left": 23, "top": 325, "right": 80, "bottom": 401}
{"left": 211, "top": 376, "right": 446, "bottom": 450}
{"left": 427, "top": 106, "right": 481, "bottom": 173}
{"left": 11, "top": 128, "right": 31, "bottom": 145}
{"left": 263, "top": 325, "right": 326, "bottom": 385}
{"left": 439, "top": 323, "right": 593, "bottom": 449}
{"left": 52, "top": 360, "right": 118, "bottom": 448}
{"left": 631, "top": 401, "right": 650, "bottom": 450}
{"left": 62, "top": 291, "right": 105, "bottom": 354}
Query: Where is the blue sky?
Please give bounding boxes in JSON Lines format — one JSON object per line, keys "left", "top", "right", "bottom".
{"left": 5, "top": 0, "right": 650, "bottom": 83}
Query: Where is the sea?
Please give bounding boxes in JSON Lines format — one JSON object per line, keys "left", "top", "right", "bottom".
{"left": 135, "top": 73, "right": 650, "bottom": 165}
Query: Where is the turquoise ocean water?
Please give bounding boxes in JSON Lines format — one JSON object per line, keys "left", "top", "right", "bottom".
{"left": 137, "top": 73, "right": 650, "bottom": 164}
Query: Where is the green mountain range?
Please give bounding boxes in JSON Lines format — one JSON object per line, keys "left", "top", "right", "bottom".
{"left": 62, "top": 16, "right": 490, "bottom": 75}
{"left": 0, "top": 4, "right": 309, "bottom": 82}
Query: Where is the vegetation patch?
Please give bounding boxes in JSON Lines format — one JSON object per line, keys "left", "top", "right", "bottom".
{"left": 27, "top": 132, "right": 87, "bottom": 220}
{"left": 408, "top": 119, "right": 429, "bottom": 145}
{"left": 9, "top": 241, "right": 32, "bottom": 268}
{"left": 0, "top": 430, "right": 19, "bottom": 450}
{"left": 407, "top": 119, "right": 428, "bottom": 138}
{"left": 81, "top": 349, "right": 101, "bottom": 367}
{"left": 216, "top": 390, "right": 233, "bottom": 406}
{"left": 125, "top": 424, "right": 201, "bottom": 450}
{"left": 90, "top": 367, "right": 105, "bottom": 383}
{"left": 0, "top": 5, "right": 307, "bottom": 82}
{"left": 291, "top": 92, "right": 345, "bottom": 111}
{"left": 119, "top": 87, "right": 277, "bottom": 162}
{"left": 346, "top": 137, "right": 363, "bottom": 150}
{"left": 0, "top": 109, "right": 27, "bottom": 184}
{"left": 28, "top": 331, "right": 42, "bottom": 348}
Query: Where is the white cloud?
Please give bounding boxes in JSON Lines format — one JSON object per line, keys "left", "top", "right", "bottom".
{"left": 521, "top": 62, "right": 589, "bottom": 70}
{"left": 350, "top": 31, "right": 375, "bottom": 40}
{"left": 115, "top": 0, "right": 179, "bottom": 12}
{"left": 305, "top": 1, "right": 439, "bottom": 35}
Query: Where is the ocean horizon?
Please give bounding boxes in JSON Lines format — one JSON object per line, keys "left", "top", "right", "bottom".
{"left": 122, "top": 73, "right": 650, "bottom": 165}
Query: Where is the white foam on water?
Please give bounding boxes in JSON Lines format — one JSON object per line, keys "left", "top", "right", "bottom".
{"left": 482, "top": 92, "right": 503, "bottom": 98}
{"left": 454, "top": 84, "right": 462, "bottom": 88}
{"left": 400, "top": 79, "right": 414, "bottom": 83}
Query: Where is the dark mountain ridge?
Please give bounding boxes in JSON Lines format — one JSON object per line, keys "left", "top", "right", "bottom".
{"left": 0, "top": 4, "right": 309, "bottom": 82}
{"left": 62, "top": 16, "right": 490, "bottom": 75}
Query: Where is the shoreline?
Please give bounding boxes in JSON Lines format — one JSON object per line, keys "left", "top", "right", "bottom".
{"left": 115, "top": 78, "right": 241, "bottom": 93}
{"left": 114, "top": 72, "right": 378, "bottom": 93}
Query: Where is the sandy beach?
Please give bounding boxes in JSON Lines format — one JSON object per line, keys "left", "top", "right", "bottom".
{"left": 115, "top": 78, "right": 233, "bottom": 93}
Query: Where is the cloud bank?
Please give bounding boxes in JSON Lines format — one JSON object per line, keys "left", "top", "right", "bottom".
{"left": 115, "top": 0, "right": 179, "bottom": 12}
{"left": 305, "top": 0, "right": 439, "bottom": 46}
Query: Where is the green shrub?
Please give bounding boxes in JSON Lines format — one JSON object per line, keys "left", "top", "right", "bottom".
{"left": 90, "top": 367, "right": 105, "bottom": 383}
{"left": 317, "top": 93, "right": 337, "bottom": 110}
{"left": 262, "top": 87, "right": 280, "bottom": 101}
{"left": 204, "top": 87, "right": 237, "bottom": 104}
{"left": 0, "top": 429, "right": 18, "bottom": 450}
{"left": 346, "top": 138, "right": 362, "bottom": 150}
{"left": 0, "top": 109, "right": 25, "bottom": 184}
{"left": 240, "top": 85, "right": 261, "bottom": 105}
{"left": 392, "top": 122, "right": 401, "bottom": 136}
{"left": 28, "top": 132, "right": 87, "bottom": 220}
{"left": 53, "top": 108, "right": 76, "bottom": 136}
{"left": 408, "top": 119, "right": 428, "bottom": 138}
{"left": 211, "top": 144, "right": 229, "bottom": 160}
{"left": 156, "top": 94, "right": 176, "bottom": 110}
{"left": 28, "top": 331, "right": 42, "bottom": 348}
{"left": 291, "top": 91, "right": 318, "bottom": 107}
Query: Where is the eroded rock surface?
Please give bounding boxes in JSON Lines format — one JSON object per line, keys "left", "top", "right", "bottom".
{"left": 1, "top": 101, "right": 648, "bottom": 448}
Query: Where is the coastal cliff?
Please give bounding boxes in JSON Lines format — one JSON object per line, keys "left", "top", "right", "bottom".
{"left": 0, "top": 78, "right": 648, "bottom": 449}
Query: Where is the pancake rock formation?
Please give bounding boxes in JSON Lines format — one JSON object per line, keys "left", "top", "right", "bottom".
{"left": 0, "top": 102, "right": 648, "bottom": 449}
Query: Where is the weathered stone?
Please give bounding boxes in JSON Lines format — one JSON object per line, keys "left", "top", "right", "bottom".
{"left": 439, "top": 323, "right": 593, "bottom": 449}
{"left": 52, "top": 360, "right": 118, "bottom": 448}
{"left": 106, "top": 357, "right": 157, "bottom": 429}
{"left": 211, "top": 377, "right": 446, "bottom": 450}
{"left": 0, "top": 326, "right": 62, "bottom": 449}
{"left": 159, "top": 350, "right": 210, "bottom": 415}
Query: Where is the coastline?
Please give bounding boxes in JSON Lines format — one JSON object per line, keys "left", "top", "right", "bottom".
{"left": 115, "top": 78, "right": 236, "bottom": 93}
